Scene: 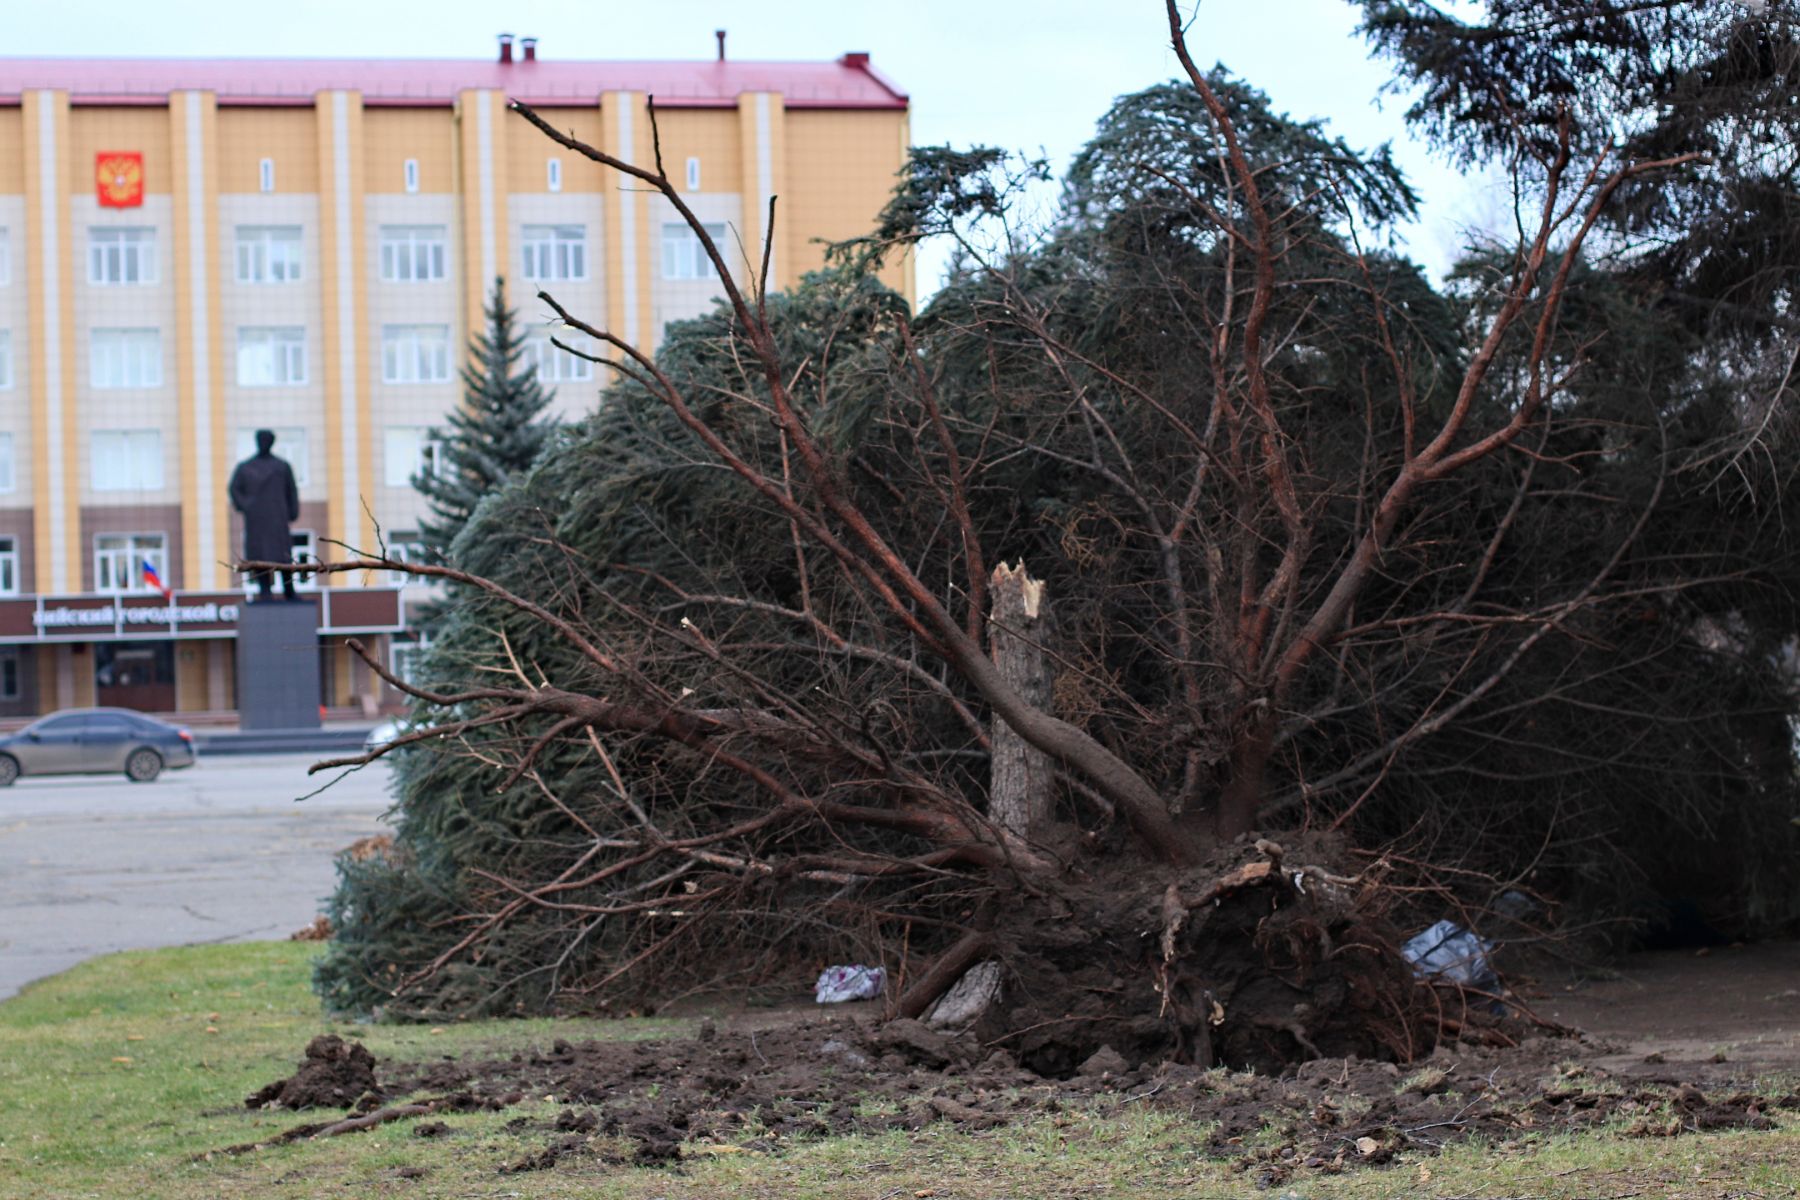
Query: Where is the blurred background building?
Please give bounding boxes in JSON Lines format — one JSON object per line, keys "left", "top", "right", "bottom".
{"left": 0, "top": 35, "right": 911, "bottom": 718}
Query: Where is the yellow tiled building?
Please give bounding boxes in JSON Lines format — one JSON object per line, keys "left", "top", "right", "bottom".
{"left": 0, "top": 38, "right": 911, "bottom": 717}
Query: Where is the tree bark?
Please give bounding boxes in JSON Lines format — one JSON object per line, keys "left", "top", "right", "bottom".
{"left": 988, "top": 562, "right": 1057, "bottom": 843}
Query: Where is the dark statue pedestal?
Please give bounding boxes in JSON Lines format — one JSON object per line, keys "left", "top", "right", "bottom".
{"left": 235, "top": 599, "right": 322, "bottom": 731}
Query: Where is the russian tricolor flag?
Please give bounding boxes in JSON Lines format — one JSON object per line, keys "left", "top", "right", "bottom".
{"left": 142, "top": 558, "right": 172, "bottom": 600}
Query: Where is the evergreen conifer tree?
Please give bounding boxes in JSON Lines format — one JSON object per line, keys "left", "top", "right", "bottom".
{"left": 412, "top": 277, "right": 557, "bottom": 569}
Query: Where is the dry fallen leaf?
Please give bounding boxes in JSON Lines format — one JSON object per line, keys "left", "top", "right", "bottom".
{"left": 125, "top": 1035, "right": 144, "bottom": 1042}
{"left": 1418, "top": 1163, "right": 1433, "bottom": 1184}
{"left": 207, "top": 1011, "right": 220, "bottom": 1021}
{"left": 915, "top": 1192, "right": 938, "bottom": 1199}
{"left": 204, "top": 1026, "right": 219, "bottom": 1034}
{"left": 429, "top": 1027, "right": 447, "bottom": 1035}
{"left": 112, "top": 1056, "right": 132, "bottom": 1064}
{"left": 686, "top": 1144, "right": 748, "bottom": 1156}
{"left": 1355, "top": 1136, "right": 1380, "bottom": 1156}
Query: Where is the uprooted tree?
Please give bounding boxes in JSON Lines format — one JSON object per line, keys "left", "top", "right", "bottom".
{"left": 287, "top": 1, "right": 1799, "bottom": 1068}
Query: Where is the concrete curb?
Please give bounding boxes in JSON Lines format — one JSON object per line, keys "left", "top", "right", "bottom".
{"left": 195, "top": 729, "right": 374, "bottom": 756}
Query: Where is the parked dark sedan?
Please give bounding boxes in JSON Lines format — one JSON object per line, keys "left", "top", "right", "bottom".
{"left": 0, "top": 708, "right": 197, "bottom": 785}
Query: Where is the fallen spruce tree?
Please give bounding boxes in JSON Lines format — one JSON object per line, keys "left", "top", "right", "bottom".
{"left": 285, "top": 1, "right": 1800, "bottom": 1069}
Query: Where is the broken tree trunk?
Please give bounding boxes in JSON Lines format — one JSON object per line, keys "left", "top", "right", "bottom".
{"left": 922, "top": 563, "right": 1055, "bottom": 1029}
{"left": 987, "top": 561, "right": 1056, "bottom": 842}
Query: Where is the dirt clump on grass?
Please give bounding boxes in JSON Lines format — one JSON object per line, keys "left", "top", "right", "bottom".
{"left": 245, "top": 1034, "right": 381, "bottom": 1110}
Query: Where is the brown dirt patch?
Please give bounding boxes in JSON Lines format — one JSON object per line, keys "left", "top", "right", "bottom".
{"left": 238, "top": 1005, "right": 1790, "bottom": 1181}
{"left": 245, "top": 1034, "right": 381, "bottom": 1110}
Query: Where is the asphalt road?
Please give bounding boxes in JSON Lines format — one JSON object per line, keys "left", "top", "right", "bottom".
{"left": 0, "top": 752, "right": 392, "bottom": 1001}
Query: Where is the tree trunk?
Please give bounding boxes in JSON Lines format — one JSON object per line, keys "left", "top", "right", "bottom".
{"left": 987, "top": 562, "right": 1057, "bottom": 842}
{"left": 1212, "top": 711, "right": 1274, "bottom": 841}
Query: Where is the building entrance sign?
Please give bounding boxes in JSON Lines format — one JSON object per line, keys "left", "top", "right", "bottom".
{"left": 0, "top": 589, "right": 405, "bottom": 644}
{"left": 35, "top": 599, "right": 240, "bottom": 630}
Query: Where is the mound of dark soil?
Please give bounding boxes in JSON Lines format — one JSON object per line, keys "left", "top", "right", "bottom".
{"left": 231, "top": 1017, "right": 1779, "bottom": 1179}
{"left": 245, "top": 1034, "right": 381, "bottom": 1110}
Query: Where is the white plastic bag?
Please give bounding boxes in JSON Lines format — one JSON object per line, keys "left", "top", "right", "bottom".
{"left": 814, "top": 964, "right": 885, "bottom": 1003}
{"left": 1401, "top": 919, "right": 1499, "bottom": 991}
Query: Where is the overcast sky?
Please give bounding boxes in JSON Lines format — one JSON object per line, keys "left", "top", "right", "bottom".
{"left": 6, "top": 0, "right": 1491, "bottom": 292}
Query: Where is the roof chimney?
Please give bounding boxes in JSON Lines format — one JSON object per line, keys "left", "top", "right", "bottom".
{"left": 715, "top": 29, "right": 727, "bottom": 62}
{"left": 521, "top": 36, "right": 537, "bottom": 62}
{"left": 840, "top": 51, "right": 871, "bottom": 69}
{"left": 497, "top": 32, "right": 514, "bottom": 64}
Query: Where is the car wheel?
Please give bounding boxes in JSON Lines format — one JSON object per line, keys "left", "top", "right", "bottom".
{"left": 125, "top": 748, "right": 163, "bottom": 783}
{"left": 0, "top": 755, "right": 17, "bottom": 787}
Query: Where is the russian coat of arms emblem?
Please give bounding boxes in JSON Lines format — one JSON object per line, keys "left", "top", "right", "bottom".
{"left": 95, "top": 152, "right": 144, "bottom": 207}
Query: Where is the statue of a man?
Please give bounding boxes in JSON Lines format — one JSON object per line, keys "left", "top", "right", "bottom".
{"left": 228, "top": 429, "right": 300, "bottom": 602}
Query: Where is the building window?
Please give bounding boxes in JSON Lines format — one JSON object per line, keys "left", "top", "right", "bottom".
{"left": 520, "top": 224, "right": 587, "bottom": 281}
{"left": 290, "top": 529, "right": 319, "bottom": 591}
{"left": 379, "top": 226, "right": 447, "bottom": 283}
{"left": 233, "top": 427, "right": 310, "bottom": 486}
{"left": 0, "top": 432, "right": 13, "bottom": 493}
{"left": 0, "top": 650, "right": 17, "bottom": 700}
{"left": 89, "top": 329, "right": 163, "bottom": 389}
{"left": 0, "top": 536, "right": 17, "bottom": 597}
{"left": 383, "top": 427, "right": 440, "bottom": 487}
{"left": 662, "top": 222, "right": 726, "bottom": 280}
{"left": 390, "top": 634, "right": 432, "bottom": 686}
{"left": 89, "top": 227, "right": 158, "bottom": 286}
{"left": 403, "top": 158, "right": 420, "bottom": 193}
{"left": 528, "top": 333, "right": 594, "bottom": 383}
{"left": 236, "top": 327, "right": 307, "bottom": 386}
{"left": 235, "top": 226, "right": 303, "bottom": 283}
{"left": 0, "top": 330, "right": 11, "bottom": 389}
{"left": 385, "top": 532, "right": 428, "bottom": 584}
{"left": 90, "top": 430, "right": 164, "bottom": 492}
{"left": 381, "top": 325, "right": 452, "bottom": 384}
{"left": 94, "top": 532, "right": 167, "bottom": 594}
{"left": 686, "top": 157, "right": 701, "bottom": 191}
{"left": 546, "top": 158, "right": 562, "bottom": 192}
{"left": 259, "top": 157, "right": 275, "bottom": 192}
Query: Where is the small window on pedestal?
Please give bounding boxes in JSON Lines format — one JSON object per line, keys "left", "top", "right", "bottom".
{"left": 547, "top": 158, "right": 562, "bottom": 192}
{"left": 259, "top": 158, "right": 275, "bottom": 193}
{"left": 403, "top": 159, "right": 420, "bottom": 193}
{"left": 686, "top": 157, "right": 701, "bottom": 191}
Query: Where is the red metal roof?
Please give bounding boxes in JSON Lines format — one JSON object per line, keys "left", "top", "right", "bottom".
{"left": 0, "top": 55, "right": 907, "bottom": 109}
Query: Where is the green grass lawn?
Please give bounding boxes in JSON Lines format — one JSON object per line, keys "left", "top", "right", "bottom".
{"left": 1, "top": 942, "right": 1796, "bottom": 1199}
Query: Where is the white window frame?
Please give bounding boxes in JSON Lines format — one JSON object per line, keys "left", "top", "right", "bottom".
{"left": 90, "top": 430, "right": 164, "bottom": 492}
{"left": 0, "top": 431, "right": 13, "bottom": 494}
{"left": 380, "top": 325, "right": 452, "bottom": 384}
{"left": 89, "top": 329, "right": 162, "bottom": 389}
{"left": 520, "top": 224, "right": 588, "bottom": 281}
{"left": 88, "top": 227, "right": 158, "bottom": 286}
{"left": 379, "top": 226, "right": 448, "bottom": 283}
{"left": 0, "top": 330, "right": 11, "bottom": 390}
{"left": 528, "top": 332, "right": 594, "bottom": 383}
{"left": 232, "top": 427, "right": 310, "bottom": 486}
{"left": 290, "top": 529, "right": 320, "bottom": 592}
{"left": 662, "top": 222, "right": 726, "bottom": 280}
{"left": 383, "top": 427, "right": 441, "bottom": 488}
{"left": 259, "top": 158, "right": 275, "bottom": 192}
{"left": 235, "top": 225, "right": 303, "bottom": 284}
{"left": 236, "top": 327, "right": 307, "bottom": 387}
{"left": 547, "top": 158, "right": 562, "bottom": 192}
{"left": 403, "top": 158, "right": 420, "bottom": 193}
{"left": 0, "top": 536, "right": 17, "bottom": 597}
{"left": 389, "top": 634, "right": 432, "bottom": 686}
{"left": 686, "top": 157, "right": 701, "bottom": 191}
{"left": 93, "top": 532, "right": 167, "bottom": 595}
{"left": 384, "top": 534, "right": 428, "bottom": 585}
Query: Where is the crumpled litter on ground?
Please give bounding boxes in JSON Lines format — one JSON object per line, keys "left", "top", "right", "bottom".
{"left": 814, "top": 964, "right": 885, "bottom": 1003}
